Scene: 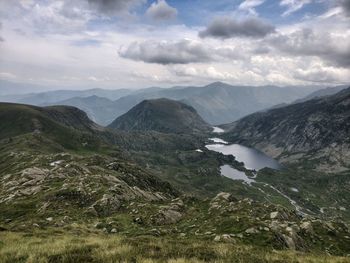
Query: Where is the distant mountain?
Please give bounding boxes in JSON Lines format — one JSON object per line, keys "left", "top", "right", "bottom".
{"left": 1, "top": 82, "right": 320, "bottom": 126}
{"left": 107, "top": 82, "right": 320, "bottom": 125}
{"left": 221, "top": 87, "right": 350, "bottom": 172}
{"left": 109, "top": 98, "right": 212, "bottom": 134}
{"left": 0, "top": 87, "right": 133, "bottom": 105}
{"left": 295, "top": 85, "right": 348, "bottom": 103}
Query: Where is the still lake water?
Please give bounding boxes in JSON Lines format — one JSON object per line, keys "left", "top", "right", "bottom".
{"left": 206, "top": 143, "right": 282, "bottom": 171}
{"left": 220, "top": 165, "right": 255, "bottom": 185}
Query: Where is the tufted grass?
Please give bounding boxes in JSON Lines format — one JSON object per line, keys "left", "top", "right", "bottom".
{"left": 0, "top": 232, "right": 349, "bottom": 263}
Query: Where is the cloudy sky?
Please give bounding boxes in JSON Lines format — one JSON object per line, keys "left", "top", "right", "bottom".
{"left": 0, "top": 0, "right": 349, "bottom": 89}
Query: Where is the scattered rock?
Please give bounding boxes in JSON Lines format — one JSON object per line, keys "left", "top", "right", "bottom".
{"left": 214, "top": 235, "right": 221, "bottom": 242}
{"left": 300, "top": 221, "right": 313, "bottom": 234}
{"left": 94, "top": 222, "right": 104, "bottom": 229}
{"left": 245, "top": 227, "right": 260, "bottom": 234}
{"left": 270, "top": 212, "right": 279, "bottom": 219}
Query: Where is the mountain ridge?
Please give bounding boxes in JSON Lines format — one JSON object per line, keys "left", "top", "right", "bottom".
{"left": 221, "top": 87, "right": 350, "bottom": 172}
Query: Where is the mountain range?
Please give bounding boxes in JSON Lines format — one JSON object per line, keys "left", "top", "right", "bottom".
{"left": 0, "top": 81, "right": 323, "bottom": 126}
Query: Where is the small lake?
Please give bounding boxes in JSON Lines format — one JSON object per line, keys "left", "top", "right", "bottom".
{"left": 206, "top": 143, "right": 282, "bottom": 171}
{"left": 212, "top": 126, "right": 225, "bottom": 133}
{"left": 220, "top": 165, "right": 255, "bottom": 185}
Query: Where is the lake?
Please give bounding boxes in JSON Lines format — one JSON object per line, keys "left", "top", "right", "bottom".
{"left": 220, "top": 165, "right": 255, "bottom": 185}
{"left": 206, "top": 143, "right": 281, "bottom": 171}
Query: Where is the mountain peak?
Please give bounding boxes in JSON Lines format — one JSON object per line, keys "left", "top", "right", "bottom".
{"left": 205, "top": 81, "right": 232, "bottom": 88}
{"left": 108, "top": 98, "right": 211, "bottom": 134}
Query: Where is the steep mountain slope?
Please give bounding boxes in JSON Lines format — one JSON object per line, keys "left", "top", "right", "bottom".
{"left": 222, "top": 87, "right": 350, "bottom": 171}
{"left": 109, "top": 98, "right": 212, "bottom": 134}
{"left": 0, "top": 102, "right": 102, "bottom": 145}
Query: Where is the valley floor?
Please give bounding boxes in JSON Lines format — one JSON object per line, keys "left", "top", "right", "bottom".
{"left": 0, "top": 231, "right": 349, "bottom": 263}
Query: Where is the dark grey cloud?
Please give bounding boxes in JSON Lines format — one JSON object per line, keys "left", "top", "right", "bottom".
{"left": 119, "top": 40, "right": 212, "bottom": 64}
{"left": 86, "top": 0, "right": 144, "bottom": 15}
{"left": 146, "top": 0, "right": 177, "bottom": 21}
{"left": 199, "top": 17, "right": 275, "bottom": 39}
{"left": 340, "top": 0, "right": 350, "bottom": 16}
{"left": 119, "top": 39, "right": 246, "bottom": 64}
{"left": 269, "top": 28, "right": 350, "bottom": 68}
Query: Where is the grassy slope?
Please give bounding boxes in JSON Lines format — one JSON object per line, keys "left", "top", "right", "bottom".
{"left": 1, "top": 232, "right": 349, "bottom": 263}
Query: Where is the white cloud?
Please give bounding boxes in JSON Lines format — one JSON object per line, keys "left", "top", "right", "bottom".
{"left": 294, "top": 64, "right": 350, "bottom": 83}
{"left": 238, "top": 0, "right": 266, "bottom": 15}
{"left": 280, "top": 0, "right": 312, "bottom": 16}
{"left": 0, "top": 72, "right": 17, "bottom": 80}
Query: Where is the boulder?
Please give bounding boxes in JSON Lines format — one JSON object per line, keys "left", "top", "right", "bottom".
{"left": 300, "top": 221, "right": 313, "bottom": 234}
{"left": 152, "top": 209, "right": 183, "bottom": 225}
{"left": 92, "top": 194, "right": 121, "bottom": 216}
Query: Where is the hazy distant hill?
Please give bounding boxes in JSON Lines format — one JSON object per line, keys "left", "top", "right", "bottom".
{"left": 1, "top": 81, "right": 321, "bottom": 126}
{"left": 0, "top": 87, "right": 133, "bottom": 105}
{"left": 0, "top": 80, "right": 50, "bottom": 95}
{"left": 109, "top": 98, "right": 212, "bottom": 134}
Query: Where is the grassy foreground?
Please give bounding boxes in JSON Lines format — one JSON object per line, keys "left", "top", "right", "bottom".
{"left": 0, "top": 232, "right": 349, "bottom": 263}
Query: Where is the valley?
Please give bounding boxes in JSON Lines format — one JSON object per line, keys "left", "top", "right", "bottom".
{"left": 0, "top": 84, "right": 349, "bottom": 262}
{"left": 1, "top": 0, "right": 349, "bottom": 261}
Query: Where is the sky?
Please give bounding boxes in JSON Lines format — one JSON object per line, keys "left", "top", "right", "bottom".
{"left": 0, "top": 0, "right": 349, "bottom": 90}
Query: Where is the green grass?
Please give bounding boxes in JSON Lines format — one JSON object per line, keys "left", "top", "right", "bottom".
{"left": 1, "top": 232, "right": 349, "bottom": 263}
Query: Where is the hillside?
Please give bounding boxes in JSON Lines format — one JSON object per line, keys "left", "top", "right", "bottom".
{"left": 222, "top": 87, "right": 350, "bottom": 172}
{"left": 50, "top": 95, "right": 120, "bottom": 125}
{"left": 108, "top": 98, "right": 212, "bottom": 134}
{"left": 0, "top": 103, "right": 104, "bottom": 150}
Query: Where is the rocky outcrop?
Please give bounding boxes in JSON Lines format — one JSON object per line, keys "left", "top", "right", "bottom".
{"left": 151, "top": 198, "right": 185, "bottom": 225}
